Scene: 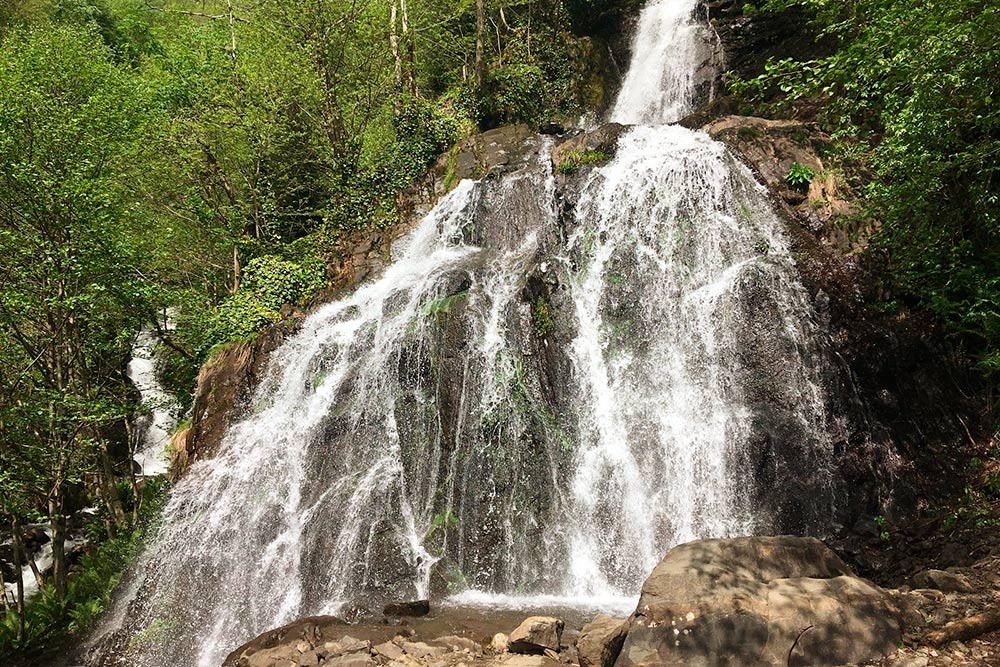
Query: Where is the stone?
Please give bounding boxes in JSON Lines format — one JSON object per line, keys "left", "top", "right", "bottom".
{"left": 224, "top": 617, "right": 348, "bottom": 667}
{"left": 400, "top": 641, "right": 447, "bottom": 659}
{"left": 576, "top": 615, "right": 628, "bottom": 667}
{"left": 383, "top": 599, "right": 431, "bottom": 617}
{"left": 373, "top": 642, "right": 405, "bottom": 661}
{"left": 615, "top": 536, "right": 901, "bottom": 667}
{"left": 491, "top": 633, "right": 510, "bottom": 654}
{"left": 432, "top": 636, "right": 482, "bottom": 654}
{"left": 502, "top": 655, "right": 561, "bottom": 667}
{"left": 910, "top": 569, "right": 975, "bottom": 594}
{"left": 509, "top": 617, "right": 564, "bottom": 654}
{"left": 298, "top": 652, "right": 321, "bottom": 667}
{"left": 891, "top": 656, "right": 930, "bottom": 667}
{"left": 320, "top": 654, "right": 375, "bottom": 667}
{"left": 320, "top": 636, "right": 371, "bottom": 658}
{"left": 245, "top": 646, "right": 303, "bottom": 667}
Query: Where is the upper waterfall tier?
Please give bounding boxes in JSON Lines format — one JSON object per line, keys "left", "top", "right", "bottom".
{"left": 609, "top": 0, "right": 708, "bottom": 125}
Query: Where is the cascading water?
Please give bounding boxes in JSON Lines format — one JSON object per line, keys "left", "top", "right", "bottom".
{"left": 88, "top": 1, "right": 837, "bottom": 665}
{"left": 128, "top": 324, "right": 180, "bottom": 477}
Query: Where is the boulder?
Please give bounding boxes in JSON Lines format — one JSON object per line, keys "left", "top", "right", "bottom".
{"left": 383, "top": 599, "right": 431, "bottom": 617}
{"left": 576, "top": 615, "right": 628, "bottom": 667}
{"left": 500, "top": 655, "right": 561, "bottom": 667}
{"left": 615, "top": 536, "right": 901, "bottom": 667}
{"left": 911, "top": 569, "right": 975, "bottom": 594}
{"left": 319, "top": 655, "right": 375, "bottom": 667}
{"left": 372, "top": 642, "right": 405, "bottom": 661}
{"left": 224, "top": 616, "right": 348, "bottom": 667}
{"left": 509, "top": 617, "right": 564, "bottom": 654}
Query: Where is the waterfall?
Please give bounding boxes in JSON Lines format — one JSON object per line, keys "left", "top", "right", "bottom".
{"left": 87, "top": 1, "right": 836, "bottom": 665}
{"left": 128, "top": 324, "right": 180, "bottom": 477}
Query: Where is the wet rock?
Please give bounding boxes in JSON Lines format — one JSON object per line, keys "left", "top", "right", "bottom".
{"left": 383, "top": 600, "right": 431, "bottom": 617}
{"left": 551, "top": 124, "right": 628, "bottom": 172}
{"left": 509, "top": 617, "right": 564, "bottom": 654}
{"left": 615, "top": 536, "right": 901, "bottom": 667}
{"left": 576, "top": 615, "right": 628, "bottom": 667}
{"left": 911, "top": 569, "right": 975, "bottom": 594}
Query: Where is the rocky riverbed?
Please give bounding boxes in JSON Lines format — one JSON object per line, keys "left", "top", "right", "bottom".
{"left": 212, "top": 536, "right": 1000, "bottom": 667}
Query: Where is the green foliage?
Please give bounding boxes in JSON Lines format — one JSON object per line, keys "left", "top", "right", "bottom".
{"left": 533, "top": 297, "right": 556, "bottom": 336}
{"left": 734, "top": 0, "right": 1000, "bottom": 385}
{"left": 242, "top": 255, "right": 326, "bottom": 311}
{"left": 380, "top": 96, "right": 463, "bottom": 190}
{"left": 874, "top": 514, "right": 890, "bottom": 542}
{"left": 785, "top": 162, "right": 815, "bottom": 187}
{"left": 423, "top": 290, "right": 469, "bottom": 320}
{"left": 485, "top": 63, "right": 548, "bottom": 126}
{"left": 555, "top": 148, "right": 610, "bottom": 175}
{"left": 0, "top": 480, "right": 167, "bottom": 655}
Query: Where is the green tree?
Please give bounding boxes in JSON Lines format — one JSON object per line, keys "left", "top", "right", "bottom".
{"left": 0, "top": 23, "right": 159, "bottom": 600}
{"left": 735, "top": 0, "right": 1000, "bottom": 380}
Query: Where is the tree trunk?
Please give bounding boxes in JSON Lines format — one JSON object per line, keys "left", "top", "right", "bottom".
{"left": 400, "top": 0, "right": 418, "bottom": 97}
{"left": 126, "top": 419, "right": 141, "bottom": 523}
{"left": 0, "top": 563, "right": 8, "bottom": 611}
{"left": 925, "top": 610, "right": 1000, "bottom": 646}
{"left": 390, "top": 2, "right": 403, "bottom": 112}
{"left": 475, "top": 0, "right": 486, "bottom": 87}
{"left": 27, "top": 552, "right": 42, "bottom": 588}
{"left": 11, "top": 519, "right": 25, "bottom": 644}
{"left": 100, "top": 444, "right": 127, "bottom": 532}
{"left": 232, "top": 244, "right": 241, "bottom": 294}
{"left": 48, "top": 492, "right": 67, "bottom": 601}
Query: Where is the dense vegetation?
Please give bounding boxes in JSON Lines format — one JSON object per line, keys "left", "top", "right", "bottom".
{"left": 734, "top": 0, "right": 1000, "bottom": 388}
{"left": 0, "top": 0, "right": 621, "bottom": 654}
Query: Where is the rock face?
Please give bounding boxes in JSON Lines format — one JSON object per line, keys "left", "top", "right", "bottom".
{"left": 615, "top": 536, "right": 901, "bottom": 667}
{"left": 508, "top": 617, "right": 564, "bottom": 654}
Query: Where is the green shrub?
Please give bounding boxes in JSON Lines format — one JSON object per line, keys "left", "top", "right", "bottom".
{"left": 785, "top": 162, "right": 815, "bottom": 187}
{"left": 486, "top": 63, "right": 547, "bottom": 126}
{"left": 556, "top": 148, "right": 610, "bottom": 175}
{"left": 241, "top": 254, "right": 325, "bottom": 311}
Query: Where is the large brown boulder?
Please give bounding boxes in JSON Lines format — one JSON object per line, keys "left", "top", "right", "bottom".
{"left": 509, "top": 616, "right": 564, "bottom": 654}
{"left": 222, "top": 616, "right": 348, "bottom": 667}
{"left": 576, "top": 615, "right": 628, "bottom": 667}
{"left": 615, "top": 536, "right": 901, "bottom": 667}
